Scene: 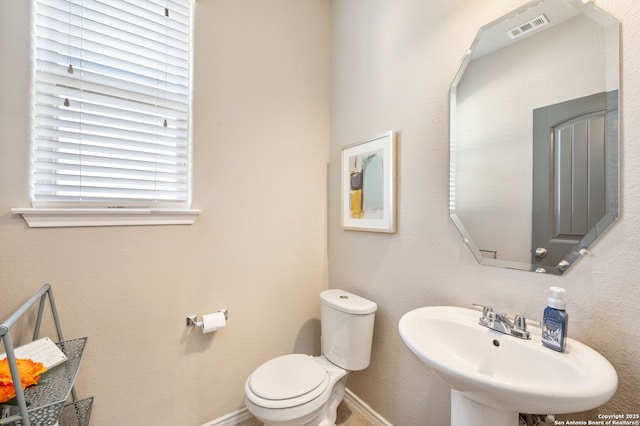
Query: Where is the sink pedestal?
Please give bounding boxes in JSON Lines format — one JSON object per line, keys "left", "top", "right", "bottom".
{"left": 451, "top": 390, "right": 518, "bottom": 426}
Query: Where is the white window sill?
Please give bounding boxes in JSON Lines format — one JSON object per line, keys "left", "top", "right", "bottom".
{"left": 11, "top": 208, "right": 201, "bottom": 228}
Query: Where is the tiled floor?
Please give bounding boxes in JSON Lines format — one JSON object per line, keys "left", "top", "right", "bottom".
{"left": 237, "top": 400, "right": 374, "bottom": 426}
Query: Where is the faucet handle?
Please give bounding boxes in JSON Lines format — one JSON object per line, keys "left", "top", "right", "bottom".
{"left": 514, "top": 315, "right": 527, "bottom": 330}
{"left": 472, "top": 303, "right": 494, "bottom": 318}
{"left": 512, "top": 315, "right": 532, "bottom": 339}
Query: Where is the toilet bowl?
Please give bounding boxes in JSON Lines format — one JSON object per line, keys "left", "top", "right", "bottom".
{"left": 243, "top": 289, "right": 377, "bottom": 426}
{"left": 244, "top": 355, "right": 347, "bottom": 426}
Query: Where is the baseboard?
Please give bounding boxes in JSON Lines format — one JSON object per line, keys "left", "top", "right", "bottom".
{"left": 200, "top": 407, "right": 253, "bottom": 426}
{"left": 344, "top": 388, "right": 393, "bottom": 426}
{"left": 201, "top": 388, "right": 392, "bottom": 426}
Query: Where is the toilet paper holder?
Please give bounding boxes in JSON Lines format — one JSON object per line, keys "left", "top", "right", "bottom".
{"left": 186, "top": 309, "right": 228, "bottom": 328}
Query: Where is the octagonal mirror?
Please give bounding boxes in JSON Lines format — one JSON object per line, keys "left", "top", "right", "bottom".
{"left": 449, "top": 0, "right": 619, "bottom": 275}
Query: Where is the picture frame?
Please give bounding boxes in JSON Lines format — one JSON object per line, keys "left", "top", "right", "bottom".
{"left": 341, "top": 131, "right": 396, "bottom": 233}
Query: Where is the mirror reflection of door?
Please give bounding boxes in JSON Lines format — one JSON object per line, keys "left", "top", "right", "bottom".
{"left": 532, "top": 91, "right": 617, "bottom": 272}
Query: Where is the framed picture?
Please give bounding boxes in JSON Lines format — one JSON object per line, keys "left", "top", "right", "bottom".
{"left": 341, "top": 131, "right": 396, "bottom": 233}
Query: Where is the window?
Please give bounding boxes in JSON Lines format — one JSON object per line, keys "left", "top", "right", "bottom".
{"left": 14, "top": 0, "right": 199, "bottom": 227}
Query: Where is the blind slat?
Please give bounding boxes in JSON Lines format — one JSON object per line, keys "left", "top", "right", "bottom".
{"left": 35, "top": 61, "right": 189, "bottom": 105}
{"left": 35, "top": 113, "right": 190, "bottom": 145}
{"left": 35, "top": 41, "right": 189, "bottom": 85}
{"left": 34, "top": 144, "right": 190, "bottom": 168}
{"left": 35, "top": 100, "right": 189, "bottom": 132}
{"left": 35, "top": 82, "right": 190, "bottom": 119}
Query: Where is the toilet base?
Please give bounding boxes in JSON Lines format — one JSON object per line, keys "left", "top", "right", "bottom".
{"left": 308, "top": 375, "right": 345, "bottom": 426}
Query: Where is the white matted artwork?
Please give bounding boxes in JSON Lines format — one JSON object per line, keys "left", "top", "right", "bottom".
{"left": 341, "top": 131, "right": 396, "bottom": 233}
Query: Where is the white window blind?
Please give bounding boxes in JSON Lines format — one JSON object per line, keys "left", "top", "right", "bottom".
{"left": 32, "top": 0, "right": 192, "bottom": 209}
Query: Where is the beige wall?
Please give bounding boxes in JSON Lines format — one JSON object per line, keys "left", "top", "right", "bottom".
{"left": 0, "top": 1, "right": 329, "bottom": 424}
{"left": 330, "top": 0, "right": 640, "bottom": 424}
{"left": 3, "top": 0, "right": 640, "bottom": 425}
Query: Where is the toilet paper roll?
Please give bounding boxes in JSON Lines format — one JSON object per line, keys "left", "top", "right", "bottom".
{"left": 202, "top": 312, "right": 226, "bottom": 334}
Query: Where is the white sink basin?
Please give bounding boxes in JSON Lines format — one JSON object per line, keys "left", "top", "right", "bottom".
{"left": 398, "top": 306, "right": 617, "bottom": 425}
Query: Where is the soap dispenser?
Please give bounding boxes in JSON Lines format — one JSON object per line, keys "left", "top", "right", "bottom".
{"left": 541, "top": 287, "right": 569, "bottom": 352}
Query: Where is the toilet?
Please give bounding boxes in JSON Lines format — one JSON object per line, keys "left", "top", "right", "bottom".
{"left": 244, "top": 289, "right": 377, "bottom": 426}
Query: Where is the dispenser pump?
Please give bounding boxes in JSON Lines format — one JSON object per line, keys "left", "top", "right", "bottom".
{"left": 547, "top": 287, "right": 566, "bottom": 310}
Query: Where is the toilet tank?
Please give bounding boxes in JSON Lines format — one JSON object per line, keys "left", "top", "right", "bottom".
{"left": 320, "top": 289, "right": 377, "bottom": 371}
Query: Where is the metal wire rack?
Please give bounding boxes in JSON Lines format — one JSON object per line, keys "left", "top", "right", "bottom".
{"left": 0, "top": 285, "right": 93, "bottom": 426}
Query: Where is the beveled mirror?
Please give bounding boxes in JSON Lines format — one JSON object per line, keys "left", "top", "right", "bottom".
{"left": 449, "top": 0, "right": 619, "bottom": 275}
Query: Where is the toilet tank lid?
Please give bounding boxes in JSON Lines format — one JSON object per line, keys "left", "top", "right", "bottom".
{"left": 320, "top": 289, "right": 377, "bottom": 314}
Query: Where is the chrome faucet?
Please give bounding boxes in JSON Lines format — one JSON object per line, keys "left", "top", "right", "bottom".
{"left": 473, "top": 304, "right": 530, "bottom": 339}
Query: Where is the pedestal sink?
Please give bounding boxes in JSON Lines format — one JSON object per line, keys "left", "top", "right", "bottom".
{"left": 398, "top": 306, "right": 617, "bottom": 426}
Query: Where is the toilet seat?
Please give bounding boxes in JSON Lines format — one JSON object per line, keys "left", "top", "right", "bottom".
{"left": 246, "top": 354, "right": 331, "bottom": 409}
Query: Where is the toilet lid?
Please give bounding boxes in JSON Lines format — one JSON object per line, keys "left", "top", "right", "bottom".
{"left": 249, "top": 354, "right": 327, "bottom": 400}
